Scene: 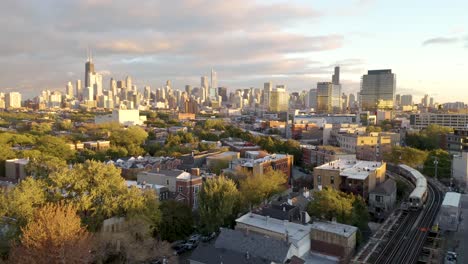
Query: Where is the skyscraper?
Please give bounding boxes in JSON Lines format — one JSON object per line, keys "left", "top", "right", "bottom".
{"left": 185, "top": 85, "right": 192, "bottom": 96}
{"left": 400, "top": 94, "right": 413, "bottom": 107}
{"left": 332, "top": 66, "right": 340, "bottom": 85}
{"left": 201, "top": 76, "right": 209, "bottom": 102}
{"left": 316, "top": 82, "right": 341, "bottom": 113}
{"left": 360, "top": 69, "right": 396, "bottom": 111}
{"left": 5, "top": 92, "right": 22, "bottom": 108}
{"left": 269, "top": 85, "right": 289, "bottom": 112}
{"left": 66, "top": 81, "right": 74, "bottom": 97}
{"left": 76, "top": 80, "right": 82, "bottom": 99}
{"left": 210, "top": 69, "right": 218, "bottom": 98}
{"left": 85, "top": 51, "right": 95, "bottom": 89}
{"left": 126, "top": 76, "right": 132, "bottom": 90}
{"left": 110, "top": 78, "right": 117, "bottom": 96}
{"left": 307, "top": 89, "right": 317, "bottom": 110}
{"left": 263, "top": 81, "right": 272, "bottom": 109}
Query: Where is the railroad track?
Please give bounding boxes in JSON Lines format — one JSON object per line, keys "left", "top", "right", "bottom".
{"left": 374, "top": 180, "right": 442, "bottom": 264}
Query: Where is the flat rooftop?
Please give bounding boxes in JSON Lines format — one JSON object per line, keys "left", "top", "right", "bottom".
{"left": 236, "top": 213, "right": 311, "bottom": 244}
{"left": 316, "top": 159, "right": 384, "bottom": 180}
{"left": 311, "top": 221, "right": 357, "bottom": 238}
{"left": 442, "top": 192, "right": 461, "bottom": 208}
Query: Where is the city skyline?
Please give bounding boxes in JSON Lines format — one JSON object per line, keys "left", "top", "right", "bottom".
{"left": 1, "top": 0, "right": 467, "bottom": 102}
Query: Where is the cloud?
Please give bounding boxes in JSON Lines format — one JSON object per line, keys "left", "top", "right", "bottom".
{"left": 0, "top": 0, "right": 349, "bottom": 98}
{"left": 422, "top": 37, "right": 459, "bottom": 46}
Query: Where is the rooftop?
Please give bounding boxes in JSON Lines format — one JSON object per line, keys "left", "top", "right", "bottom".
{"left": 310, "top": 221, "right": 358, "bottom": 238}
{"left": 316, "top": 159, "right": 384, "bottom": 180}
{"left": 442, "top": 192, "right": 461, "bottom": 208}
{"left": 236, "top": 213, "right": 310, "bottom": 244}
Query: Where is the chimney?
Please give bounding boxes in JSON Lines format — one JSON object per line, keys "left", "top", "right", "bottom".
{"left": 191, "top": 168, "right": 200, "bottom": 176}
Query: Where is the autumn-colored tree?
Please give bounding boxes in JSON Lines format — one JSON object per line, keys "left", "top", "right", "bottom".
{"left": 384, "top": 146, "right": 428, "bottom": 168}
{"left": 239, "top": 170, "right": 288, "bottom": 207}
{"left": 198, "top": 176, "right": 239, "bottom": 233}
{"left": 9, "top": 203, "right": 92, "bottom": 264}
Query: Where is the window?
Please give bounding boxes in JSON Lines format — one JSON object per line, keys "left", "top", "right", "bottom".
{"left": 330, "top": 176, "right": 334, "bottom": 184}
{"left": 178, "top": 186, "right": 183, "bottom": 193}
{"left": 317, "top": 175, "right": 321, "bottom": 185}
{"left": 166, "top": 179, "right": 169, "bottom": 185}
{"left": 193, "top": 185, "right": 200, "bottom": 194}
{"left": 375, "top": 195, "right": 383, "bottom": 203}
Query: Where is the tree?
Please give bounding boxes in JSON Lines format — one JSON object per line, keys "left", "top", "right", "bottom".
{"left": 110, "top": 126, "right": 148, "bottom": 156}
{"left": 198, "top": 176, "right": 239, "bottom": 233}
{"left": 8, "top": 203, "right": 92, "bottom": 264}
{"left": 239, "top": 170, "right": 288, "bottom": 207}
{"left": 423, "top": 149, "right": 452, "bottom": 178}
{"left": 307, "top": 188, "right": 354, "bottom": 223}
{"left": 46, "top": 160, "right": 155, "bottom": 230}
{"left": 25, "top": 154, "right": 67, "bottom": 179}
{"left": 35, "top": 135, "right": 75, "bottom": 161}
{"left": 366, "top": 126, "right": 382, "bottom": 133}
{"left": 406, "top": 124, "right": 453, "bottom": 150}
{"left": 158, "top": 200, "right": 194, "bottom": 242}
{"left": 384, "top": 146, "right": 428, "bottom": 168}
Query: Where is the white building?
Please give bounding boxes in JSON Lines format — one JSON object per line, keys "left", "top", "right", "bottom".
{"left": 94, "top": 109, "right": 147, "bottom": 126}
{"left": 5, "top": 92, "right": 22, "bottom": 108}
{"left": 452, "top": 152, "right": 468, "bottom": 189}
{"left": 438, "top": 192, "right": 461, "bottom": 231}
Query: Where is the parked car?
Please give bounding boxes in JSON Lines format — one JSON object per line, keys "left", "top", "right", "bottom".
{"left": 172, "top": 244, "right": 188, "bottom": 255}
{"left": 182, "top": 240, "right": 199, "bottom": 250}
{"left": 201, "top": 232, "right": 217, "bottom": 242}
{"left": 189, "top": 234, "right": 202, "bottom": 242}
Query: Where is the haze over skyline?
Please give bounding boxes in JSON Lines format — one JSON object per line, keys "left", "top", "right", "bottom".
{"left": 1, "top": 0, "right": 467, "bottom": 102}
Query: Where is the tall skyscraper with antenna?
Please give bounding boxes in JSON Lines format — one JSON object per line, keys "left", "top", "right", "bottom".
{"left": 210, "top": 68, "right": 218, "bottom": 99}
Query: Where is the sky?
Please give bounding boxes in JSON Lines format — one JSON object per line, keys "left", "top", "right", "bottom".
{"left": 1, "top": 0, "right": 467, "bottom": 102}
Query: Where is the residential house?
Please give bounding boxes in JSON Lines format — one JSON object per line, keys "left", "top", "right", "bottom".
{"left": 313, "top": 159, "right": 386, "bottom": 199}
{"left": 368, "top": 178, "right": 397, "bottom": 220}
{"left": 137, "top": 169, "right": 202, "bottom": 209}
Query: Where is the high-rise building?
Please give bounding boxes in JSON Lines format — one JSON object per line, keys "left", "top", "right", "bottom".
{"left": 5, "top": 92, "right": 22, "bottom": 108}
{"left": 66, "top": 81, "right": 74, "bottom": 97}
{"left": 218, "top": 87, "right": 228, "bottom": 102}
{"left": 348, "top": 93, "right": 356, "bottom": 109}
{"left": 360, "top": 69, "right": 396, "bottom": 111}
{"left": 90, "top": 72, "right": 103, "bottom": 98}
{"left": 110, "top": 78, "right": 117, "bottom": 96}
{"left": 307, "top": 89, "right": 317, "bottom": 110}
{"left": 185, "top": 85, "right": 192, "bottom": 96}
{"left": 332, "top": 66, "right": 340, "bottom": 85}
{"left": 76, "top": 80, "right": 82, "bottom": 99}
{"left": 201, "top": 76, "right": 209, "bottom": 102}
{"left": 395, "top": 94, "right": 401, "bottom": 107}
{"left": 421, "top": 94, "right": 429, "bottom": 107}
{"left": 429, "top": 97, "right": 434, "bottom": 108}
{"left": 85, "top": 51, "right": 95, "bottom": 89}
{"left": 400, "top": 94, "right": 413, "bottom": 107}
{"left": 144, "top": 86, "right": 151, "bottom": 100}
{"left": 210, "top": 69, "right": 218, "bottom": 98}
{"left": 316, "top": 82, "right": 341, "bottom": 113}
{"left": 269, "top": 85, "right": 289, "bottom": 112}
{"left": 126, "top": 76, "right": 132, "bottom": 90}
{"left": 263, "top": 81, "right": 273, "bottom": 109}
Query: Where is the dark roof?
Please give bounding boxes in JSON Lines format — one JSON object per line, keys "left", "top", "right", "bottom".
{"left": 214, "top": 228, "right": 291, "bottom": 263}
{"left": 189, "top": 243, "right": 268, "bottom": 264}
{"left": 286, "top": 256, "right": 306, "bottom": 264}
{"left": 371, "top": 178, "right": 396, "bottom": 195}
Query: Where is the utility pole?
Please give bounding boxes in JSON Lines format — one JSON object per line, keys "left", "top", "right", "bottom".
{"left": 434, "top": 157, "right": 439, "bottom": 179}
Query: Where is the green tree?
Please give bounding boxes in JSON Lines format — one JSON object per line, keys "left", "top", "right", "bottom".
{"left": 307, "top": 188, "right": 354, "bottom": 223}
{"left": 239, "top": 170, "right": 288, "bottom": 207}
{"left": 35, "top": 135, "right": 75, "bottom": 161}
{"left": 406, "top": 124, "right": 453, "bottom": 150}
{"left": 158, "top": 200, "right": 193, "bottom": 242}
{"left": 110, "top": 126, "right": 148, "bottom": 156}
{"left": 366, "top": 126, "right": 382, "bottom": 133}
{"left": 423, "top": 149, "right": 452, "bottom": 178}
{"left": 46, "top": 160, "right": 152, "bottom": 230}
{"left": 198, "top": 176, "right": 239, "bottom": 233}
{"left": 384, "top": 146, "right": 428, "bottom": 168}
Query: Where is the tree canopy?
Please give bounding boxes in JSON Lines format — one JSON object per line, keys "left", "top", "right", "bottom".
{"left": 198, "top": 176, "right": 239, "bottom": 233}
{"left": 384, "top": 146, "right": 428, "bottom": 168}
{"left": 422, "top": 149, "right": 452, "bottom": 178}
{"left": 406, "top": 124, "right": 453, "bottom": 150}
{"left": 8, "top": 203, "right": 92, "bottom": 264}
{"left": 158, "top": 200, "right": 194, "bottom": 242}
{"left": 239, "top": 170, "right": 288, "bottom": 207}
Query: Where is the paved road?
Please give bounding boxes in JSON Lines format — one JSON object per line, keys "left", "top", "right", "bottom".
{"left": 444, "top": 194, "right": 468, "bottom": 264}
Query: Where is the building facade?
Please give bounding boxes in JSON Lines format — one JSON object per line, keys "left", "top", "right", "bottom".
{"left": 360, "top": 69, "right": 396, "bottom": 111}
{"left": 410, "top": 113, "right": 468, "bottom": 130}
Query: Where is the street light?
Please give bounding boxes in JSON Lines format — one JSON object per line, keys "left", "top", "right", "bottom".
{"left": 433, "top": 158, "right": 439, "bottom": 179}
